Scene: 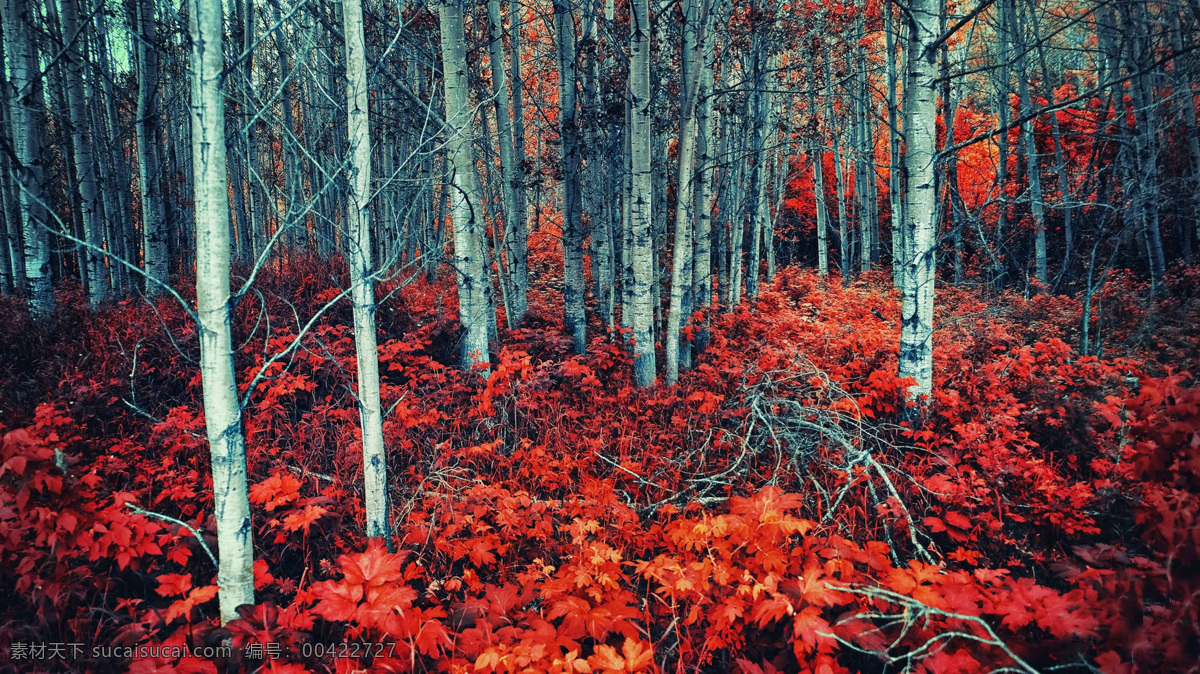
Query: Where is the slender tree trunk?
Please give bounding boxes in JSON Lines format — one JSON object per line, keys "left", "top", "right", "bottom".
{"left": 665, "top": 0, "right": 708, "bottom": 385}
{"left": 1029, "top": 6, "right": 1074, "bottom": 279}
{"left": 0, "top": 182, "right": 11, "bottom": 294}
{"left": 136, "top": 0, "right": 168, "bottom": 293}
{"left": 428, "top": 162, "right": 445, "bottom": 281}
{"left": 507, "top": 0, "right": 529, "bottom": 317}
{"left": 691, "top": 9, "right": 718, "bottom": 352}
{"left": 3, "top": 53, "right": 26, "bottom": 297}
{"left": 715, "top": 115, "right": 730, "bottom": 306}
{"left": 832, "top": 131, "right": 850, "bottom": 280}
{"left": 440, "top": 0, "right": 492, "bottom": 372}
{"left": 746, "top": 36, "right": 770, "bottom": 300}
{"left": 239, "top": 0, "right": 268, "bottom": 263}
{"left": 994, "top": 18, "right": 1011, "bottom": 291}
{"left": 272, "top": 1, "right": 301, "bottom": 252}
{"left": 1120, "top": 3, "right": 1165, "bottom": 294}
{"left": 487, "top": 0, "right": 527, "bottom": 324}
{"left": 43, "top": 0, "right": 83, "bottom": 292}
{"left": 622, "top": 98, "right": 634, "bottom": 333}
{"left": 0, "top": 128, "right": 12, "bottom": 293}
{"left": 3, "top": 0, "right": 53, "bottom": 317}
{"left": 341, "top": 0, "right": 388, "bottom": 542}
{"left": 581, "top": 14, "right": 612, "bottom": 333}
{"left": 1170, "top": 8, "right": 1200, "bottom": 255}
{"left": 629, "top": 0, "right": 656, "bottom": 387}
{"left": 856, "top": 23, "right": 872, "bottom": 273}
{"left": 188, "top": 0, "right": 254, "bottom": 624}
{"left": 887, "top": 2, "right": 904, "bottom": 287}
{"left": 62, "top": 0, "right": 108, "bottom": 305}
{"left": 825, "top": 56, "right": 850, "bottom": 282}
{"left": 940, "top": 9, "right": 964, "bottom": 285}
{"left": 728, "top": 126, "right": 746, "bottom": 306}
{"left": 97, "top": 14, "right": 129, "bottom": 293}
{"left": 1006, "top": 0, "right": 1047, "bottom": 287}
{"left": 768, "top": 145, "right": 782, "bottom": 280}
{"left": 812, "top": 131, "right": 831, "bottom": 276}
{"left": 898, "top": 0, "right": 938, "bottom": 404}
{"left": 555, "top": 0, "right": 586, "bottom": 354}
{"left": 0, "top": 30, "right": 17, "bottom": 295}
{"left": 605, "top": 116, "right": 622, "bottom": 333}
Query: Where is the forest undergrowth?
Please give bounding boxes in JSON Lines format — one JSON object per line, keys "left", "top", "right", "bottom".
{"left": 1, "top": 259, "right": 1198, "bottom": 673}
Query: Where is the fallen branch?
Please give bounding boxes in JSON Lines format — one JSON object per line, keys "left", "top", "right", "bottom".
{"left": 822, "top": 582, "right": 1041, "bottom": 674}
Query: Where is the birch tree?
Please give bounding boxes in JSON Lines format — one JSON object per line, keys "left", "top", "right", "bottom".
{"left": 2, "top": 0, "right": 54, "bottom": 318}
{"left": 665, "top": 0, "right": 709, "bottom": 385}
{"left": 0, "top": 27, "right": 21, "bottom": 296}
{"left": 439, "top": 0, "right": 492, "bottom": 372}
{"left": 342, "top": 0, "right": 388, "bottom": 541}
{"left": 188, "top": 0, "right": 255, "bottom": 623}
{"left": 629, "top": 0, "right": 656, "bottom": 387}
{"left": 898, "top": 0, "right": 939, "bottom": 403}
{"left": 62, "top": 0, "right": 107, "bottom": 305}
{"left": 745, "top": 27, "right": 771, "bottom": 300}
{"left": 507, "top": 0, "right": 530, "bottom": 317}
{"left": 1006, "top": 0, "right": 1047, "bottom": 287}
{"left": 136, "top": 0, "right": 168, "bottom": 294}
{"left": 691, "top": 3, "right": 720, "bottom": 351}
{"left": 885, "top": 0, "right": 903, "bottom": 287}
{"left": 487, "top": 0, "right": 527, "bottom": 325}
{"left": 811, "top": 107, "right": 831, "bottom": 276}
{"left": 1170, "top": 8, "right": 1200, "bottom": 256}
{"left": 555, "top": 0, "right": 586, "bottom": 354}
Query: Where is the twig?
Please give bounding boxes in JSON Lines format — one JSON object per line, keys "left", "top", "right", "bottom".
{"left": 126, "top": 504, "right": 218, "bottom": 570}
{"left": 822, "top": 582, "right": 1042, "bottom": 674}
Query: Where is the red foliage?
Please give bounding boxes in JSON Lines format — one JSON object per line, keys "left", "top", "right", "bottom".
{"left": 0, "top": 266, "right": 1196, "bottom": 672}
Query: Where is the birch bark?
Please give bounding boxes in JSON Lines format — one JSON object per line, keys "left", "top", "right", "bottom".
{"left": 439, "top": 0, "right": 493, "bottom": 372}
{"left": 2, "top": 0, "right": 54, "bottom": 318}
{"left": 188, "top": 0, "right": 255, "bottom": 623}
{"left": 898, "top": 0, "right": 939, "bottom": 403}
{"left": 487, "top": 0, "right": 527, "bottom": 324}
{"left": 555, "top": 0, "right": 586, "bottom": 354}
{"left": 629, "top": 0, "right": 656, "bottom": 387}
{"left": 136, "top": 0, "right": 168, "bottom": 293}
{"left": 342, "top": 0, "right": 389, "bottom": 541}
{"left": 665, "top": 0, "right": 708, "bottom": 385}
{"left": 62, "top": 0, "right": 107, "bottom": 305}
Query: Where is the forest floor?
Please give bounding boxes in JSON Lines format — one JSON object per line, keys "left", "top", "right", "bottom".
{"left": 1, "top": 261, "right": 1198, "bottom": 673}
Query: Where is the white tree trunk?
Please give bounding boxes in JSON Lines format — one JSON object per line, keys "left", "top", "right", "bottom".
{"left": 898, "top": 0, "right": 939, "bottom": 403}
{"left": 188, "top": 0, "right": 255, "bottom": 623}
{"left": 3, "top": 0, "right": 53, "bottom": 318}
{"left": 811, "top": 133, "right": 830, "bottom": 276}
{"left": 621, "top": 98, "right": 634, "bottom": 333}
{"left": 555, "top": 0, "right": 586, "bottom": 354}
{"left": 96, "top": 14, "right": 129, "bottom": 293}
{"left": 342, "top": 0, "right": 389, "bottom": 542}
{"left": 691, "top": 9, "right": 718, "bottom": 349}
{"left": 886, "top": 0, "right": 904, "bottom": 287}
{"left": 825, "top": 56, "right": 850, "bottom": 282}
{"left": 62, "top": 0, "right": 107, "bottom": 305}
{"left": 727, "top": 128, "right": 746, "bottom": 306}
{"left": 746, "top": 42, "right": 771, "bottom": 300}
{"left": 855, "top": 31, "right": 872, "bottom": 274}
{"left": 136, "top": 0, "right": 168, "bottom": 294}
{"left": 487, "top": 0, "right": 527, "bottom": 325}
{"left": 1006, "top": 0, "right": 1047, "bottom": 287}
{"left": 507, "top": 0, "right": 530, "bottom": 319}
{"left": 665, "top": 0, "right": 707, "bottom": 385}
{"left": 629, "top": 0, "right": 656, "bottom": 387}
{"left": 1170, "top": 9, "right": 1200, "bottom": 254}
{"left": 439, "top": 0, "right": 492, "bottom": 373}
